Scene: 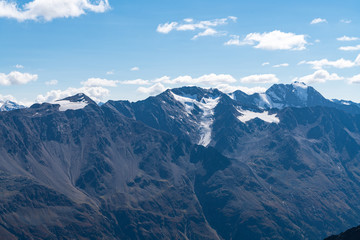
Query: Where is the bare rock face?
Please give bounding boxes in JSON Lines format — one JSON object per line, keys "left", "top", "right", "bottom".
{"left": 2, "top": 83, "right": 360, "bottom": 239}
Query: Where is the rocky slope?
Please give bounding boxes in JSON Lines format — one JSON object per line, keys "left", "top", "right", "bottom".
{"left": 2, "top": 83, "right": 360, "bottom": 239}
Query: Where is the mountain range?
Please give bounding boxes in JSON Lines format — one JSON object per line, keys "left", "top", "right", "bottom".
{"left": 1, "top": 82, "right": 360, "bottom": 239}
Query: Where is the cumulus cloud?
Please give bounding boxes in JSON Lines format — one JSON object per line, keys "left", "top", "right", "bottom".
{"left": 240, "top": 74, "right": 279, "bottom": 84}
{"left": 310, "top": 18, "right": 327, "bottom": 24}
{"left": 45, "top": 79, "right": 58, "bottom": 86}
{"left": 36, "top": 86, "right": 109, "bottom": 103}
{"left": 300, "top": 54, "right": 360, "bottom": 69}
{"left": 157, "top": 16, "right": 236, "bottom": 39}
{"left": 293, "top": 70, "right": 343, "bottom": 84}
{"left": 227, "top": 31, "right": 307, "bottom": 50}
{"left": 137, "top": 83, "right": 166, "bottom": 96}
{"left": 273, "top": 63, "right": 289, "bottom": 68}
{"left": 339, "top": 45, "right": 360, "bottom": 51}
{"left": 349, "top": 74, "right": 360, "bottom": 84}
{"left": 0, "top": 0, "right": 110, "bottom": 22}
{"left": 337, "top": 36, "right": 359, "bottom": 41}
{"left": 215, "top": 84, "right": 267, "bottom": 95}
{"left": 153, "top": 73, "right": 236, "bottom": 85}
{"left": 81, "top": 78, "right": 118, "bottom": 87}
{"left": 130, "top": 66, "right": 140, "bottom": 71}
{"left": 0, "top": 71, "right": 38, "bottom": 85}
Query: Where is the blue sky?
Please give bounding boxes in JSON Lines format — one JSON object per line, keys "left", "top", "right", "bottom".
{"left": 0, "top": 0, "right": 359, "bottom": 105}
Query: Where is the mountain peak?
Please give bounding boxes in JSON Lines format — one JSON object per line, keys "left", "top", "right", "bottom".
{"left": 55, "top": 93, "right": 96, "bottom": 111}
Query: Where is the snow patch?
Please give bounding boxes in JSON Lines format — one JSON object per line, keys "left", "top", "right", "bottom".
{"left": 55, "top": 100, "right": 88, "bottom": 111}
{"left": 171, "top": 91, "right": 220, "bottom": 147}
{"left": 292, "top": 81, "right": 308, "bottom": 102}
{"left": 237, "top": 108, "right": 280, "bottom": 124}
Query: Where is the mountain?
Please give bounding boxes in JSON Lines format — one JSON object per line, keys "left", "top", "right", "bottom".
{"left": 0, "top": 100, "right": 25, "bottom": 112}
{"left": 2, "top": 83, "right": 360, "bottom": 239}
{"left": 325, "top": 225, "right": 360, "bottom": 240}
{"left": 0, "top": 95, "right": 233, "bottom": 239}
{"left": 231, "top": 81, "right": 360, "bottom": 114}
{"left": 107, "top": 83, "right": 360, "bottom": 239}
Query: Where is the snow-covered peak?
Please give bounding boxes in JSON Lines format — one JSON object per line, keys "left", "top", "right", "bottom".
{"left": 0, "top": 100, "right": 25, "bottom": 111}
{"left": 171, "top": 91, "right": 220, "bottom": 147}
{"left": 292, "top": 81, "right": 308, "bottom": 102}
{"left": 55, "top": 100, "right": 89, "bottom": 111}
{"left": 292, "top": 81, "right": 308, "bottom": 89}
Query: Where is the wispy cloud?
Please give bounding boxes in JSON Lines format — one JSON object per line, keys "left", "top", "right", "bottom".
{"left": 299, "top": 54, "right": 360, "bottom": 69}
{"left": 0, "top": 0, "right": 110, "bottom": 22}
{"left": 339, "top": 45, "right": 360, "bottom": 51}
{"left": 340, "top": 19, "right": 352, "bottom": 24}
{"left": 310, "top": 18, "right": 327, "bottom": 24}
{"left": 273, "top": 63, "right": 289, "bottom": 68}
{"left": 337, "top": 36, "right": 359, "bottom": 41}
{"left": 153, "top": 73, "right": 236, "bottom": 85}
{"left": 225, "top": 30, "right": 307, "bottom": 50}
{"left": 240, "top": 74, "right": 279, "bottom": 84}
{"left": 81, "top": 78, "right": 119, "bottom": 87}
{"left": 45, "top": 79, "right": 58, "bottom": 86}
{"left": 293, "top": 70, "right": 343, "bottom": 84}
{"left": 157, "top": 16, "right": 237, "bottom": 39}
{"left": 130, "top": 67, "right": 140, "bottom": 71}
{"left": 15, "top": 64, "right": 24, "bottom": 69}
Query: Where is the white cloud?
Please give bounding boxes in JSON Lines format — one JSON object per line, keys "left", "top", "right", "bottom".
{"left": 192, "top": 28, "right": 221, "bottom": 40}
{"left": 157, "top": 22, "right": 178, "bottom": 34}
{"left": 0, "top": 0, "right": 110, "bottom": 22}
{"left": 153, "top": 73, "right": 237, "bottom": 85}
{"left": 224, "top": 35, "right": 250, "bottom": 46}
{"left": 15, "top": 64, "right": 24, "bottom": 69}
{"left": 106, "top": 70, "right": 114, "bottom": 75}
{"left": 36, "top": 86, "right": 109, "bottom": 103}
{"left": 121, "top": 79, "right": 150, "bottom": 85}
{"left": 339, "top": 45, "right": 360, "bottom": 51}
{"left": 310, "top": 18, "right": 327, "bottom": 24}
{"left": 137, "top": 83, "right": 166, "bottom": 96}
{"left": 340, "top": 19, "right": 352, "bottom": 24}
{"left": 0, "top": 71, "right": 38, "bottom": 85}
{"left": 0, "top": 93, "right": 17, "bottom": 102}
{"left": 81, "top": 78, "right": 118, "bottom": 87}
{"left": 240, "top": 30, "right": 307, "bottom": 50}
{"left": 157, "top": 16, "right": 236, "bottom": 39}
{"left": 262, "top": 62, "right": 270, "bottom": 66}
{"left": 240, "top": 74, "right": 279, "bottom": 84}
{"left": 45, "top": 79, "right": 58, "bottom": 86}
{"left": 130, "top": 66, "right": 140, "bottom": 71}
{"left": 300, "top": 54, "right": 360, "bottom": 69}
{"left": 215, "top": 84, "right": 267, "bottom": 95}
{"left": 273, "top": 63, "right": 289, "bottom": 68}
{"left": 349, "top": 74, "right": 360, "bottom": 84}
{"left": 337, "top": 36, "right": 359, "bottom": 41}
{"left": 293, "top": 70, "right": 343, "bottom": 84}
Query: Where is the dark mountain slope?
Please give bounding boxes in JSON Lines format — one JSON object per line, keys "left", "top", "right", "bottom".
{"left": 0, "top": 95, "right": 236, "bottom": 239}
{"left": 325, "top": 225, "right": 360, "bottom": 240}
{"left": 107, "top": 85, "right": 360, "bottom": 239}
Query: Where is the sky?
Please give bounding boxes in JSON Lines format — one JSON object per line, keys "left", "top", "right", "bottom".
{"left": 0, "top": 0, "right": 360, "bottom": 105}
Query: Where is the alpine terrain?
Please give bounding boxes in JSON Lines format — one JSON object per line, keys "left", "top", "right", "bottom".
{"left": 1, "top": 83, "right": 360, "bottom": 239}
